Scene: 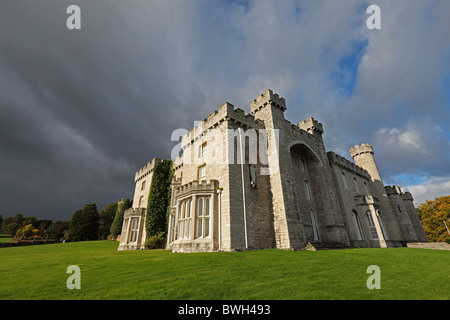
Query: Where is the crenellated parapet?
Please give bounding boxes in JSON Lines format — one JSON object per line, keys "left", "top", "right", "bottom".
{"left": 135, "top": 158, "right": 162, "bottom": 182}
{"left": 349, "top": 143, "right": 374, "bottom": 159}
{"left": 385, "top": 185, "right": 414, "bottom": 201}
{"left": 250, "top": 89, "right": 286, "bottom": 114}
{"left": 175, "top": 179, "right": 220, "bottom": 198}
{"left": 327, "top": 151, "right": 370, "bottom": 179}
{"left": 298, "top": 117, "right": 324, "bottom": 136}
{"left": 176, "top": 101, "right": 266, "bottom": 154}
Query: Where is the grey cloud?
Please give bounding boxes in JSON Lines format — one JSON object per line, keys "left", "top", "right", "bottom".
{"left": 0, "top": 0, "right": 449, "bottom": 219}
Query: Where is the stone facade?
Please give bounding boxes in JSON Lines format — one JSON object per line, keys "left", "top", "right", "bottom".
{"left": 118, "top": 89, "right": 428, "bottom": 252}
{"left": 118, "top": 158, "right": 161, "bottom": 251}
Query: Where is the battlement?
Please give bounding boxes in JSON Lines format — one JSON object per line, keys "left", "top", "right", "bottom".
{"left": 250, "top": 89, "right": 286, "bottom": 114}
{"left": 178, "top": 101, "right": 264, "bottom": 153}
{"left": 135, "top": 158, "right": 162, "bottom": 182}
{"left": 175, "top": 179, "right": 219, "bottom": 197}
{"left": 349, "top": 143, "right": 374, "bottom": 159}
{"left": 402, "top": 192, "right": 414, "bottom": 201}
{"left": 298, "top": 117, "right": 324, "bottom": 135}
{"left": 385, "top": 185, "right": 414, "bottom": 201}
{"left": 327, "top": 151, "right": 370, "bottom": 179}
{"left": 385, "top": 185, "right": 403, "bottom": 196}
{"left": 123, "top": 207, "right": 146, "bottom": 216}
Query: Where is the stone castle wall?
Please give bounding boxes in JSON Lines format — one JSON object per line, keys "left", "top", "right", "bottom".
{"left": 119, "top": 89, "right": 428, "bottom": 252}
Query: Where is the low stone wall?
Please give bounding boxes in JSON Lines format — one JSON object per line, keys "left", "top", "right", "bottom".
{"left": 406, "top": 242, "right": 450, "bottom": 250}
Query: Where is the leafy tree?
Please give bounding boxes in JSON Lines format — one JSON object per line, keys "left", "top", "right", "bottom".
{"left": 417, "top": 195, "right": 450, "bottom": 243}
{"left": 69, "top": 203, "right": 99, "bottom": 241}
{"left": 145, "top": 159, "right": 174, "bottom": 241}
{"left": 37, "top": 220, "right": 52, "bottom": 238}
{"left": 47, "top": 220, "right": 70, "bottom": 241}
{"left": 98, "top": 202, "right": 118, "bottom": 239}
{"left": 23, "top": 216, "right": 37, "bottom": 228}
{"left": 1, "top": 214, "right": 24, "bottom": 237}
{"left": 110, "top": 199, "right": 132, "bottom": 240}
{"left": 15, "top": 224, "right": 36, "bottom": 240}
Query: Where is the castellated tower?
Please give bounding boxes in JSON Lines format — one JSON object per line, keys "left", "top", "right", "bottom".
{"left": 249, "top": 89, "right": 302, "bottom": 249}
{"left": 350, "top": 144, "right": 404, "bottom": 246}
{"left": 349, "top": 144, "right": 381, "bottom": 182}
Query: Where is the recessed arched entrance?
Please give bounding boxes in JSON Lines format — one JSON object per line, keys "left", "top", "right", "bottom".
{"left": 289, "top": 143, "right": 338, "bottom": 243}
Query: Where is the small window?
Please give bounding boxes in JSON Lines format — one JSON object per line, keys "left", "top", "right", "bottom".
{"left": 138, "top": 195, "right": 144, "bottom": 208}
{"left": 200, "top": 142, "right": 207, "bottom": 158}
{"left": 304, "top": 180, "right": 312, "bottom": 201}
{"left": 198, "top": 165, "right": 206, "bottom": 182}
{"left": 141, "top": 180, "right": 146, "bottom": 191}
{"left": 300, "top": 159, "right": 306, "bottom": 173}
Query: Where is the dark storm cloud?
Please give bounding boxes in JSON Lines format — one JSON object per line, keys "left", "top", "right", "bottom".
{"left": 0, "top": 0, "right": 449, "bottom": 219}
{"left": 0, "top": 0, "right": 206, "bottom": 219}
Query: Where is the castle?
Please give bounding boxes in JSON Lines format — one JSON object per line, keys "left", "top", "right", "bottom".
{"left": 118, "top": 89, "right": 428, "bottom": 252}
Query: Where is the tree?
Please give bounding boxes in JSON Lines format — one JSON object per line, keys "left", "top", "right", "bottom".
{"left": 417, "top": 195, "right": 450, "bottom": 243}
{"left": 47, "top": 220, "right": 70, "bottom": 241}
{"left": 15, "top": 224, "right": 34, "bottom": 240}
{"left": 110, "top": 199, "right": 132, "bottom": 240}
{"left": 98, "top": 202, "right": 118, "bottom": 239}
{"left": 1, "top": 214, "right": 24, "bottom": 237}
{"left": 69, "top": 203, "right": 99, "bottom": 241}
{"left": 145, "top": 159, "right": 174, "bottom": 241}
{"left": 23, "top": 216, "right": 37, "bottom": 228}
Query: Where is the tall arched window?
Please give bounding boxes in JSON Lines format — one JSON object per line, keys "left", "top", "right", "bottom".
{"left": 304, "top": 180, "right": 312, "bottom": 201}
{"left": 196, "top": 197, "right": 211, "bottom": 238}
{"left": 178, "top": 199, "right": 192, "bottom": 240}
{"left": 300, "top": 159, "right": 306, "bottom": 173}
{"left": 352, "top": 210, "right": 364, "bottom": 240}
{"left": 310, "top": 210, "right": 319, "bottom": 241}
{"left": 376, "top": 210, "right": 388, "bottom": 240}
{"left": 366, "top": 211, "right": 379, "bottom": 240}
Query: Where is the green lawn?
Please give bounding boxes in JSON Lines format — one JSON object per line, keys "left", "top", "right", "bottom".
{"left": 0, "top": 234, "right": 13, "bottom": 242}
{"left": 0, "top": 240, "right": 449, "bottom": 300}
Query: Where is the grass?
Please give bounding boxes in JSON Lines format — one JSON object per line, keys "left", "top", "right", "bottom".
{"left": 0, "top": 234, "right": 13, "bottom": 242}
{"left": 0, "top": 240, "right": 449, "bottom": 300}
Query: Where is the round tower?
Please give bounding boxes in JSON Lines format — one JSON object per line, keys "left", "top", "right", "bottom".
{"left": 349, "top": 143, "right": 382, "bottom": 182}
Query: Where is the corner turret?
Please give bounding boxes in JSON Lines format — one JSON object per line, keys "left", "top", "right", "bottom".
{"left": 299, "top": 117, "right": 324, "bottom": 136}
{"left": 250, "top": 89, "right": 286, "bottom": 115}
{"left": 349, "top": 144, "right": 381, "bottom": 181}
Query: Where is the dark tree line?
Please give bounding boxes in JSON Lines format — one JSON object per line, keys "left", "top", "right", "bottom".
{"left": 0, "top": 198, "right": 132, "bottom": 242}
